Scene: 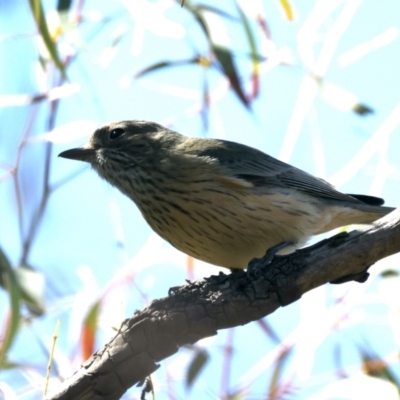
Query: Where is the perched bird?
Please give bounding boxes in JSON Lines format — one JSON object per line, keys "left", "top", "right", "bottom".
{"left": 59, "top": 120, "right": 394, "bottom": 270}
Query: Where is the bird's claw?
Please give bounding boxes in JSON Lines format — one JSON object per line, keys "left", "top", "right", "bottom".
{"left": 247, "top": 241, "right": 294, "bottom": 278}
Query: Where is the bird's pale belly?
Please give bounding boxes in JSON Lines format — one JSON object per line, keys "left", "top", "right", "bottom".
{"left": 140, "top": 191, "right": 326, "bottom": 269}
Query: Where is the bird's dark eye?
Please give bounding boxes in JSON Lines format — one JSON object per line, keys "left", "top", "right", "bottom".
{"left": 109, "top": 128, "right": 125, "bottom": 140}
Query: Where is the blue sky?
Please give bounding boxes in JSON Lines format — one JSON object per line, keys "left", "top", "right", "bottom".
{"left": 1, "top": 1, "right": 400, "bottom": 399}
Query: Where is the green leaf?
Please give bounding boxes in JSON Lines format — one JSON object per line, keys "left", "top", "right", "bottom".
{"left": 0, "top": 248, "right": 21, "bottom": 368}
{"left": 180, "top": 0, "right": 210, "bottom": 39}
{"left": 0, "top": 251, "right": 45, "bottom": 316}
{"left": 186, "top": 348, "right": 209, "bottom": 389}
{"left": 28, "top": 0, "right": 66, "bottom": 78}
{"left": 352, "top": 103, "right": 374, "bottom": 116}
{"left": 57, "top": 0, "right": 72, "bottom": 12}
{"left": 381, "top": 269, "right": 399, "bottom": 278}
{"left": 181, "top": 1, "right": 250, "bottom": 107}
{"left": 212, "top": 44, "right": 250, "bottom": 107}
{"left": 135, "top": 58, "right": 201, "bottom": 79}
{"left": 81, "top": 300, "right": 101, "bottom": 360}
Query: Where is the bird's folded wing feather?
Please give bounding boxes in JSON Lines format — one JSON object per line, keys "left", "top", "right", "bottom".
{"left": 195, "top": 139, "right": 362, "bottom": 204}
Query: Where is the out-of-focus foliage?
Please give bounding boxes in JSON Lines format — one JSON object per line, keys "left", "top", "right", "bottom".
{"left": 0, "top": 0, "right": 400, "bottom": 399}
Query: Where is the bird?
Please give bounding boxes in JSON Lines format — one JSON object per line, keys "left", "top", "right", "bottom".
{"left": 59, "top": 120, "right": 394, "bottom": 270}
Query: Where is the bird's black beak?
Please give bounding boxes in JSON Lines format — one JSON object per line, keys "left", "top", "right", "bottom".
{"left": 58, "top": 147, "right": 96, "bottom": 162}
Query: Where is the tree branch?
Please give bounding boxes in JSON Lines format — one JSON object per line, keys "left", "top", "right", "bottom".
{"left": 46, "top": 208, "right": 400, "bottom": 400}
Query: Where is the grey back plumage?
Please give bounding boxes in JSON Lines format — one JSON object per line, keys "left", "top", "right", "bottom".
{"left": 183, "top": 138, "right": 375, "bottom": 205}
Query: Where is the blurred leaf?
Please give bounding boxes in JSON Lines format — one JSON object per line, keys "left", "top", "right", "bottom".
{"left": 237, "top": 3, "right": 260, "bottom": 98}
{"left": 183, "top": 1, "right": 250, "bottom": 107}
{"left": 181, "top": 0, "right": 236, "bottom": 28}
{"left": 180, "top": 0, "right": 210, "bottom": 38}
{"left": 352, "top": 103, "right": 374, "bottom": 116}
{"left": 256, "top": 318, "right": 281, "bottom": 344}
{"left": 140, "top": 376, "right": 154, "bottom": 400}
{"left": 213, "top": 44, "right": 250, "bottom": 107}
{"left": 320, "top": 81, "right": 374, "bottom": 117}
{"left": 381, "top": 269, "right": 399, "bottom": 278}
{"left": 57, "top": 0, "right": 72, "bottom": 12}
{"left": 0, "top": 250, "right": 44, "bottom": 315}
{"left": 28, "top": 0, "right": 66, "bottom": 78}
{"left": 0, "top": 360, "right": 23, "bottom": 369}
{"left": 0, "top": 247, "right": 14, "bottom": 289}
{"left": 278, "top": 0, "right": 295, "bottom": 21}
{"left": 225, "top": 391, "right": 245, "bottom": 400}
{"left": 186, "top": 255, "right": 195, "bottom": 281}
{"left": 0, "top": 248, "right": 21, "bottom": 368}
{"left": 174, "top": 2, "right": 251, "bottom": 108}
{"left": 360, "top": 346, "right": 400, "bottom": 389}
{"left": 186, "top": 348, "right": 209, "bottom": 389}
{"left": 81, "top": 300, "right": 101, "bottom": 361}
{"left": 14, "top": 266, "right": 45, "bottom": 316}
{"left": 268, "top": 346, "right": 293, "bottom": 398}
{"left": 135, "top": 58, "right": 202, "bottom": 79}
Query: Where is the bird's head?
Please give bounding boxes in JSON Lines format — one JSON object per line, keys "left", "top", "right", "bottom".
{"left": 59, "top": 120, "right": 182, "bottom": 181}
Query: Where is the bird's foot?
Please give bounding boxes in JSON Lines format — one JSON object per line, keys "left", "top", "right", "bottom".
{"left": 247, "top": 241, "right": 294, "bottom": 278}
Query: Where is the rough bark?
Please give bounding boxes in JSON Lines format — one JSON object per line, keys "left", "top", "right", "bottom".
{"left": 46, "top": 208, "right": 400, "bottom": 400}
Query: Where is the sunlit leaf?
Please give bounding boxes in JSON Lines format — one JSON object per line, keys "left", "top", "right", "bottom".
{"left": 278, "top": 0, "right": 295, "bottom": 21}
{"left": 338, "top": 28, "right": 399, "bottom": 67}
{"left": 14, "top": 266, "right": 45, "bottom": 316}
{"left": 186, "top": 348, "right": 209, "bottom": 389}
{"left": 0, "top": 83, "right": 80, "bottom": 108}
{"left": 28, "top": 0, "right": 66, "bottom": 78}
{"left": 81, "top": 300, "right": 101, "bottom": 361}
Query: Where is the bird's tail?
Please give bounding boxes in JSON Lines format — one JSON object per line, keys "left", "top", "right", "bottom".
{"left": 344, "top": 194, "right": 395, "bottom": 223}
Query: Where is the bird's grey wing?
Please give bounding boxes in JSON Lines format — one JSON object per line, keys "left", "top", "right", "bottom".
{"left": 196, "top": 139, "right": 362, "bottom": 204}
